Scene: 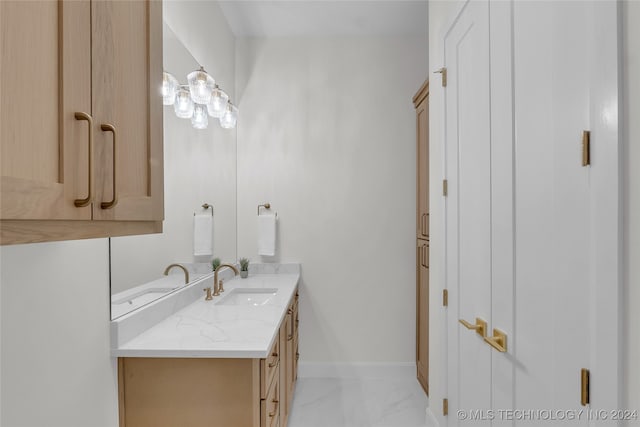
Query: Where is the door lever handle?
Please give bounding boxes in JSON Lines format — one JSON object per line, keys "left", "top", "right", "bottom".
{"left": 458, "top": 317, "right": 487, "bottom": 337}
{"left": 484, "top": 328, "right": 507, "bottom": 352}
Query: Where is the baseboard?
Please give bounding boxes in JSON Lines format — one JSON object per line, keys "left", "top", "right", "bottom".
{"left": 426, "top": 407, "right": 439, "bottom": 426}
{"left": 297, "top": 362, "right": 416, "bottom": 379}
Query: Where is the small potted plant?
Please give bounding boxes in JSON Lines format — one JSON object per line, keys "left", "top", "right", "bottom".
{"left": 211, "top": 257, "right": 221, "bottom": 272}
{"left": 239, "top": 258, "right": 250, "bottom": 278}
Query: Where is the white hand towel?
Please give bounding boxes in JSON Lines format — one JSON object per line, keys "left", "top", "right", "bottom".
{"left": 258, "top": 214, "right": 277, "bottom": 256}
{"left": 193, "top": 214, "right": 213, "bottom": 256}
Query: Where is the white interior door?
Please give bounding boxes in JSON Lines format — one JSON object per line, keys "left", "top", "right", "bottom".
{"left": 444, "top": 1, "right": 493, "bottom": 425}
{"left": 443, "top": 1, "right": 620, "bottom": 425}
{"left": 512, "top": 1, "right": 619, "bottom": 421}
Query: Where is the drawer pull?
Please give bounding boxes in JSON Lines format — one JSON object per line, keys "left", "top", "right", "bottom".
{"left": 74, "top": 112, "right": 94, "bottom": 207}
{"left": 268, "top": 353, "right": 278, "bottom": 368}
{"left": 268, "top": 399, "right": 279, "bottom": 417}
{"left": 100, "top": 123, "right": 118, "bottom": 209}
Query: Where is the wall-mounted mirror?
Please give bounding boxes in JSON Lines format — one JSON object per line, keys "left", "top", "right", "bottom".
{"left": 109, "top": 20, "right": 237, "bottom": 319}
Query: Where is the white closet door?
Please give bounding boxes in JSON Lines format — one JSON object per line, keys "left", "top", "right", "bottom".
{"left": 513, "top": 2, "right": 592, "bottom": 422}
{"left": 443, "top": 0, "right": 620, "bottom": 425}
{"left": 444, "top": 1, "right": 493, "bottom": 425}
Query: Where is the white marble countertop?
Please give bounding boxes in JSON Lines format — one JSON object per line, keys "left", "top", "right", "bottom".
{"left": 112, "top": 270, "right": 299, "bottom": 359}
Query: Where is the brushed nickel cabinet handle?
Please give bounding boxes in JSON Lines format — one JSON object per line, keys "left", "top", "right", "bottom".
{"left": 100, "top": 123, "right": 118, "bottom": 209}
{"left": 74, "top": 112, "right": 93, "bottom": 207}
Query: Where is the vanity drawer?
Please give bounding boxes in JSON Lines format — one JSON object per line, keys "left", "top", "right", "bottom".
{"left": 261, "top": 375, "right": 280, "bottom": 427}
{"left": 261, "top": 334, "right": 280, "bottom": 399}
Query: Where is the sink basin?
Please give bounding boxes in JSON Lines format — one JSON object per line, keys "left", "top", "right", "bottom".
{"left": 113, "top": 287, "right": 179, "bottom": 306}
{"left": 217, "top": 288, "right": 278, "bottom": 306}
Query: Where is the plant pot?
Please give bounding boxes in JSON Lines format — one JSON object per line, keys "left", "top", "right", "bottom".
{"left": 240, "top": 270, "right": 248, "bottom": 278}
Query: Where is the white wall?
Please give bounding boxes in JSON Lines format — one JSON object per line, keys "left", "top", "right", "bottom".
{"left": 235, "top": 36, "right": 428, "bottom": 365}
{"left": 0, "top": 239, "right": 118, "bottom": 427}
{"left": 622, "top": 1, "right": 640, "bottom": 422}
{"left": 429, "top": 0, "right": 640, "bottom": 422}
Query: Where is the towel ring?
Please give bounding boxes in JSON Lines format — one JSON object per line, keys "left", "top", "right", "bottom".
{"left": 194, "top": 203, "right": 214, "bottom": 216}
{"left": 258, "top": 203, "right": 277, "bottom": 217}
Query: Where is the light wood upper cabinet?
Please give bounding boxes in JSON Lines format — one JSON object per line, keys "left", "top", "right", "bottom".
{"left": 0, "top": 0, "right": 163, "bottom": 244}
{"left": 0, "top": 1, "right": 91, "bottom": 221}
{"left": 91, "top": 0, "right": 163, "bottom": 221}
{"left": 413, "top": 81, "right": 429, "bottom": 239}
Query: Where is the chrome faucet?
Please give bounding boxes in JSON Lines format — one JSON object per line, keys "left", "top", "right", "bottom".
{"left": 213, "top": 264, "right": 239, "bottom": 296}
{"left": 163, "top": 263, "right": 189, "bottom": 284}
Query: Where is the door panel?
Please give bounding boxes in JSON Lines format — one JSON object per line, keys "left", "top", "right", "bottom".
{"left": 444, "top": 1, "right": 492, "bottom": 424}
{"left": 444, "top": 1, "right": 619, "bottom": 425}
{"left": 417, "top": 239, "right": 429, "bottom": 393}
{"left": 0, "top": 0, "right": 91, "bottom": 220}
{"left": 417, "top": 97, "right": 429, "bottom": 238}
{"left": 92, "top": 0, "right": 163, "bottom": 221}
{"left": 488, "top": 2, "right": 515, "bottom": 423}
{"left": 513, "top": 2, "right": 590, "bottom": 421}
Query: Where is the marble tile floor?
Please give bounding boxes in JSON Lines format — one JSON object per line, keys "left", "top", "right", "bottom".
{"left": 288, "top": 377, "right": 435, "bottom": 427}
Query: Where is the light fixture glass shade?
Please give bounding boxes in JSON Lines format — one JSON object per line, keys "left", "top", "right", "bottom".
{"left": 191, "top": 104, "right": 208, "bottom": 129}
{"left": 162, "top": 72, "right": 179, "bottom": 105}
{"left": 174, "top": 86, "right": 194, "bottom": 118}
{"left": 207, "top": 85, "right": 229, "bottom": 118}
{"left": 219, "top": 103, "right": 238, "bottom": 129}
{"left": 187, "top": 66, "right": 215, "bottom": 105}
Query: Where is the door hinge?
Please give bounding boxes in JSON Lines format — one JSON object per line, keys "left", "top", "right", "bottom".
{"left": 581, "top": 368, "right": 590, "bottom": 406}
{"left": 443, "top": 289, "right": 448, "bottom": 307}
{"left": 443, "top": 398, "right": 449, "bottom": 416}
{"left": 582, "top": 130, "right": 591, "bottom": 166}
{"left": 434, "top": 67, "right": 447, "bottom": 87}
{"left": 443, "top": 179, "right": 448, "bottom": 197}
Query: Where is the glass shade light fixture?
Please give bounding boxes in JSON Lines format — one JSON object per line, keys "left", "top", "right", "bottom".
{"left": 174, "top": 86, "right": 195, "bottom": 118}
{"left": 187, "top": 66, "right": 215, "bottom": 105}
{"left": 207, "top": 85, "right": 229, "bottom": 118}
{"left": 163, "top": 67, "right": 236, "bottom": 130}
{"left": 162, "top": 72, "right": 179, "bottom": 106}
{"left": 191, "top": 104, "right": 209, "bottom": 130}
{"left": 219, "top": 102, "right": 238, "bottom": 129}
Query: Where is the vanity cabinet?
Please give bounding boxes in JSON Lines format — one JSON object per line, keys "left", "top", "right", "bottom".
{"left": 413, "top": 79, "right": 429, "bottom": 394}
{"left": 279, "top": 292, "right": 299, "bottom": 427}
{"left": 117, "top": 290, "right": 299, "bottom": 427}
{"left": 0, "top": 0, "right": 163, "bottom": 245}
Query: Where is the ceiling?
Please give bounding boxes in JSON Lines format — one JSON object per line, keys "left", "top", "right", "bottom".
{"left": 217, "top": 1, "right": 428, "bottom": 38}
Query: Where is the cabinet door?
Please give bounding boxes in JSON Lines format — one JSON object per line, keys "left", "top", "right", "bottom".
{"left": 287, "top": 300, "right": 297, "bottom": 400}
{"left": 444, "top": 2, "right": 493, "bottom": 424}
{"left": 416, "top": 239, "right": 429, "bottom": 394}
{"left": 1, "top": 1, "right": 91, "bottom": 220}
{"left": 416, "top": 92, "right": 429, "bottom": 238}
{"left": 91, "top": 0, "right": 163, "bottom": 221}
{"left": 279, "top": 316, "right": 289, "bottom": 426}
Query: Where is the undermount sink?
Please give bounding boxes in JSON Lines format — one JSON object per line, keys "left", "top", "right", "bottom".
{"left": 217, "top": 288, "right": 278, "bottom": 306}
{"left": 113, "top": 287, "right": 179, "bottom": 306}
